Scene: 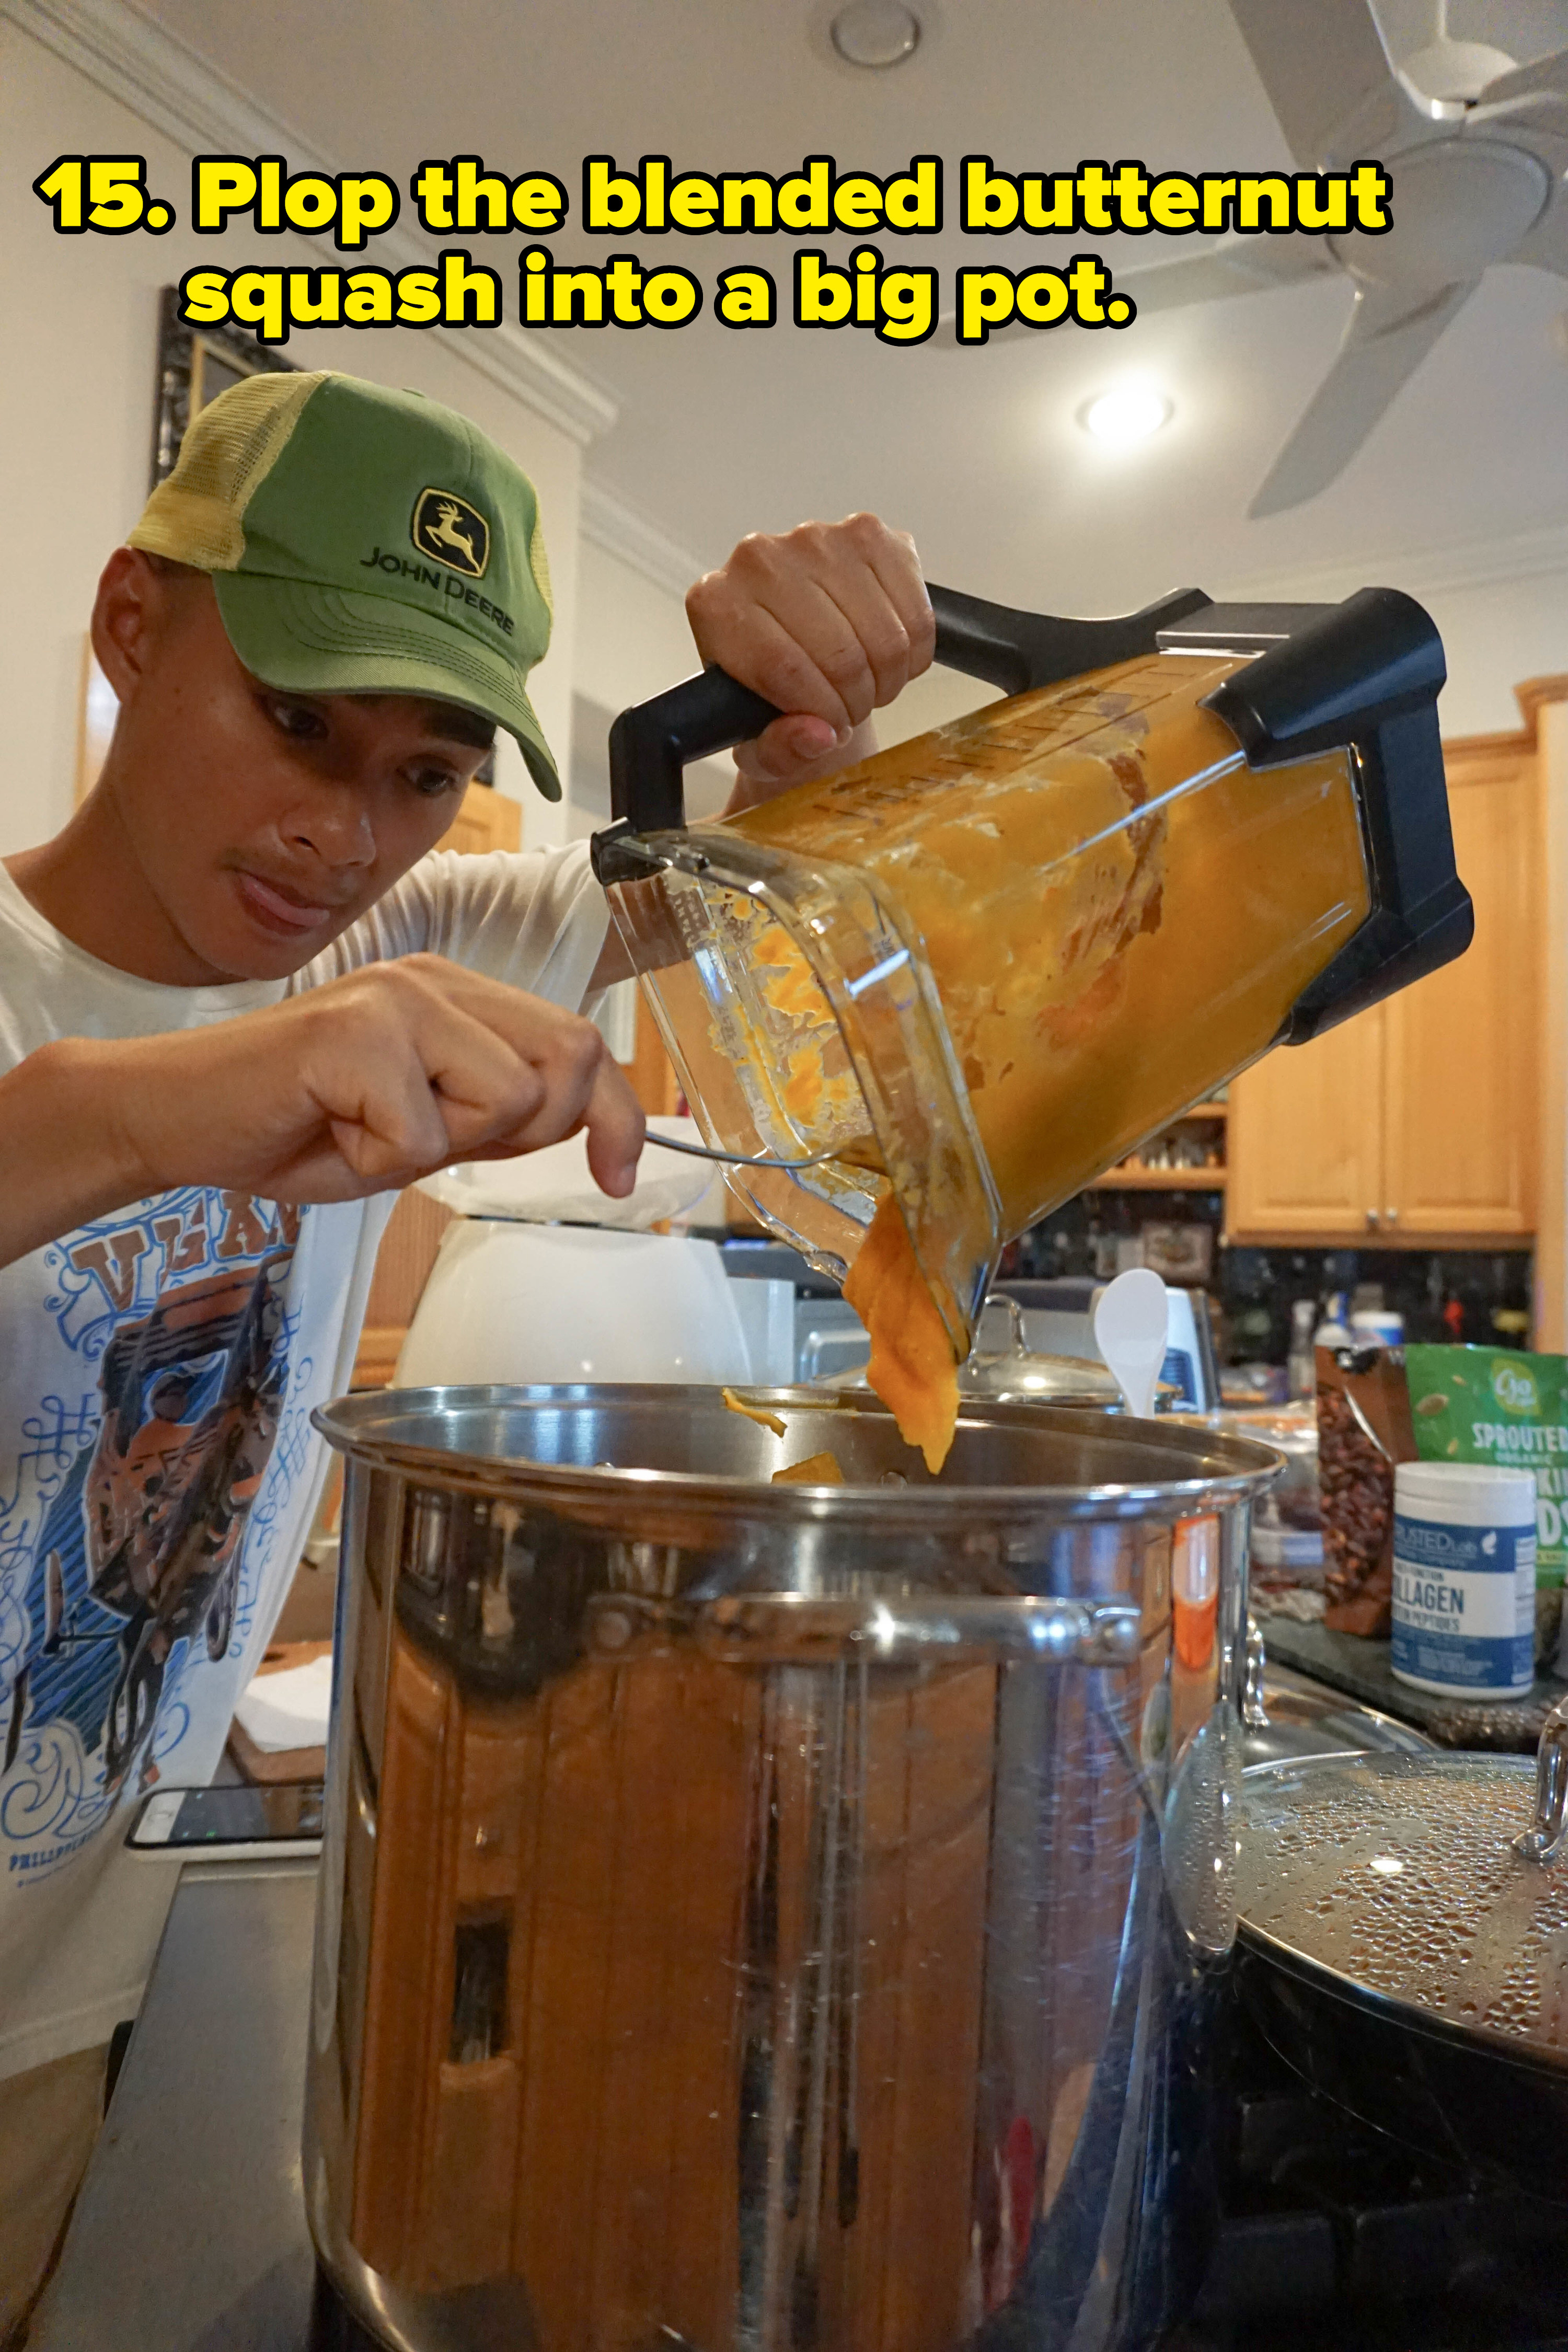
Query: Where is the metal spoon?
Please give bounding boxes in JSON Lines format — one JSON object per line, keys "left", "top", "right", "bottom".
{"left": 642, "top": 1131, "right": 844, "bottom": 1172}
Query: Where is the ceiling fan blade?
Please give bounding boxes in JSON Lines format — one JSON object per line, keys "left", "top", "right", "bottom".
{"left": 1227, "top": 0, "right": 1419, "bottom": 164}
{"left": 1119, "top": 237, "right": 1343, "bottom": 314}
{"left": 1477, "top": 42, "right": 1568, "bottom": 109}
{"left": 1248, "top": 277, "right": 1477, "bottom": 516}
{"left": 927, "top": 238, "right": 1341, "bottom": 348}
{"left": 1513, "top": 193, "right": 1568, "bottom": 277}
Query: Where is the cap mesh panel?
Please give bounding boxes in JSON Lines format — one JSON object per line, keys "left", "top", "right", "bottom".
{"left": 127, "top": 371, "right": 329, "bottom": 572}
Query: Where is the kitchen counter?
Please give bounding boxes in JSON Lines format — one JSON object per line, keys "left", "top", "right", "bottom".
{"left": 29, "top": 1858, "right": 321, "bottom": 2352}
{"left": 1258, "top": 1610, "right": 1568, "bottom": 1749}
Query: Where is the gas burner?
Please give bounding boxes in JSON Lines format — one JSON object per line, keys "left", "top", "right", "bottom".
{"left": 1179, "top": 2007, "right": 1568, "bottom": 2352}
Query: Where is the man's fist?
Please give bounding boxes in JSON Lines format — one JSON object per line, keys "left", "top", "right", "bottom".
{"left": 685, "top": 513, "right": 934, "bottom": 804}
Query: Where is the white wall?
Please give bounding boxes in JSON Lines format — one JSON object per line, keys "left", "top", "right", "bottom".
{"left": 571, "top": 534, "right": 1001, "bottom": 743}
{"left": 570, "top": 529, "right": 1568, "bottom": 766}
{"left": 0, "top": 21, "right": 585, "bottom": 854}
{"left": 1423, "top": 571, "right": 1568, "bottom": 741}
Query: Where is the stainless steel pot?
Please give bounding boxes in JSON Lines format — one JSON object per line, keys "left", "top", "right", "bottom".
{"left": 305, "top": 1383, "right": 1279, "bottom": 2352}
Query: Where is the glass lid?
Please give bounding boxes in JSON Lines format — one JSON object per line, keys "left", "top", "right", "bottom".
{"left": 1238, "top": 1743, "right": 1568, "bottom": 2063}
{"left": 820, "top": 1295, "right": 1178, "bottom": 1409}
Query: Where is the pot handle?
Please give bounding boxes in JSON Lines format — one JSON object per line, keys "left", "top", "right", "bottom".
{"left": 598, "top": 582, "right": 1213, "bottom": 841}
{"left": 1513, "top": 1692, "right": 1568, "bottom": 1864}
{"left": 586, "top": 1590, "right": 1141, "bottom": 1668}
{"left": 1242, "top": 1612, "right": 1270, "bottom": 1732}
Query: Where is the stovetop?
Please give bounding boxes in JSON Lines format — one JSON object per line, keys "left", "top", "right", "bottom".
{"left": 1174, "top": 2011, "right": 1568, "bottom": 2352}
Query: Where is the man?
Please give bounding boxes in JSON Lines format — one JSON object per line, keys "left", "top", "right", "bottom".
{"left": 0, "top": 365, "right": 933, "bottom": 2334}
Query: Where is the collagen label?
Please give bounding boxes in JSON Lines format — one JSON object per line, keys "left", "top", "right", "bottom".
{"left": 1391, "top": 1513, "right": 1536, "bottom": 1692}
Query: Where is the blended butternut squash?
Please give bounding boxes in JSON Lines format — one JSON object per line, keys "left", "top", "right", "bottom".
{"left": 841, "top": 1192, "right": 960, "bottom": 1474}
{"left": 771, "top": 1451, "right": 847, "bottom": 1485}
{"left": 729, "top": 654, "right": 1372, "bottom": 1472}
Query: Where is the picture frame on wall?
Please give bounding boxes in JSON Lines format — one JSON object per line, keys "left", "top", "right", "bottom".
{"left": 151, "top": 284, "right": 298, "bottom": 488}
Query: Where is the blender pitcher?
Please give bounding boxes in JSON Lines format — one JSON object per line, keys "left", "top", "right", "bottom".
{"left": 591, "top": 583, "right": 1471, "bottom": 1366}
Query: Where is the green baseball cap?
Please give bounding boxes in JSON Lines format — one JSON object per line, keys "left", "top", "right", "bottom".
{"left": 128, "top": 369, "right": 561, "bottom": 799}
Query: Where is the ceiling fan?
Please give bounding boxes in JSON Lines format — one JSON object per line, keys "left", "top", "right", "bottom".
{"left": 947, "top": 1, "right": 1568, "bottom": 514}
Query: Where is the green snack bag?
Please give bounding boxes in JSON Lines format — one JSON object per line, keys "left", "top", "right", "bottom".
{"left": 1405, "top": 1344, "right": 1568, "bottom": 1667}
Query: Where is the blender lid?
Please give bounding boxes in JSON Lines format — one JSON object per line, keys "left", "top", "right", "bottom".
{"left": 415, "top": 1119, "right": 720, "bottom": 1229}
{"left": 1238, "top": 1747, "right": 1568, "bottom": 2069}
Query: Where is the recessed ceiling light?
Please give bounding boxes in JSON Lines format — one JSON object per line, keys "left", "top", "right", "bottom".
{"left": 1080, "top": 384, "right": 1173, "bottom": 445}
{"left": 831, "top": 0, "right": 920, "bottom": 68}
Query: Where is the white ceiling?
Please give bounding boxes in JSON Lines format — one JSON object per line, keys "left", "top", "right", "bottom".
{"left": 137, "top": 0, "right": 1568, "bottom": 607}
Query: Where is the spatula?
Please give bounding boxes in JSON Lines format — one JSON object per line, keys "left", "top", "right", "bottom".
{"left": 1093, "top": 1268, "right": 1170, "bottom": 1421}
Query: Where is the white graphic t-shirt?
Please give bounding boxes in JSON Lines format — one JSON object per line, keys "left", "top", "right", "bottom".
{"left": 0, "top": 843, "right": 607, "bottom": 2079}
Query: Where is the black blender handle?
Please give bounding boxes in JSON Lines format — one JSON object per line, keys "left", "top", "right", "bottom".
{"left": 602, "top": 581, "right": 1214, "bottom": 836}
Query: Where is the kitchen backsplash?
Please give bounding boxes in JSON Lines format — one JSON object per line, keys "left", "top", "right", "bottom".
{"left": 999, "top": 1186, "right": 1534, "bottom": 1362}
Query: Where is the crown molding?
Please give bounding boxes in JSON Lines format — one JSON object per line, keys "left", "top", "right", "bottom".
{"left": 1218, "top": 519, "right": 1568, "bottom": 605}
{"left": 4, "top": 0, "right": 618, "bottom": 448}
{"left": 579, "top": 480, "right": 708, "bottom": 599}
{"left": 1515, "top": 675, "right": 1568, "bottom": 744}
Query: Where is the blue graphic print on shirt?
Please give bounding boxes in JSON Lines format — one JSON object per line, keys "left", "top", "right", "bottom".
{"left": 0, "top": 1189, "right": 312, "bottom": 1877}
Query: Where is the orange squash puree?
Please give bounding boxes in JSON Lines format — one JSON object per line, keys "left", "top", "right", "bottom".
{"left": 771, "top": 1451, "right": 847, "bottom": 1485}
{"left": 733, "top": 922, "right": 864, "bottom": 1137}
{"left": 731, "top": 654, "right": 1371, "bottom": 1472}
{"left": 721, "top": 1388, "right": 787, "bottom": 1437}
{"left": 842, "top": 1193, "right": 961, "bottom": 1474}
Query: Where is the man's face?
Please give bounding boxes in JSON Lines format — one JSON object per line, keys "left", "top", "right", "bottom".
{"left": 96, "top": 563, "right": 494, "bottom": 984}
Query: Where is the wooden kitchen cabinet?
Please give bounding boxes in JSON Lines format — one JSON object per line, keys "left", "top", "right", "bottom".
{"left": 1382, "top": 746, "right": 1540, "bottom": 1237}
{"left": 1222, "top": 1006, "right": 1385, "bottom": 1238}
{"left": 1227, "top": 706, "right": 1545, "bottom": 1248}
{"left": 431, "top": 775, "right": 522, "bottom": 859}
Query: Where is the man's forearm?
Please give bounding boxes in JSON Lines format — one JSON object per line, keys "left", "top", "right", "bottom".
{"left": 0, "top": 1039, "right": 151, "bottom": 1266}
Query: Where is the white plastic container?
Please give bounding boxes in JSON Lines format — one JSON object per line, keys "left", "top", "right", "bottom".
{"left": 1391, "top": 1461, "right": 1537, "bottom": 1699}
{"left": 1351, "top": 1308, "right": 1405, "bottom": 1347}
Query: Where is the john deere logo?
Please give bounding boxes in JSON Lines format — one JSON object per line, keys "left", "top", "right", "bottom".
{"left": 1493, "top": 1358, "right": 1539, "bottom": 1415}
{"left": 411, "top": 488, "right": 489, "bottom": 579}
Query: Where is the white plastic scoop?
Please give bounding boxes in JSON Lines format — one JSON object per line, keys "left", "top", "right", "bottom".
{"left": 1093, "top": 1268, "right": 1171, "bottom": 1421}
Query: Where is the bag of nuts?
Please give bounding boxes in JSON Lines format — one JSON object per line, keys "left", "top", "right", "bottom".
{"left": 1315, "top": 1344, "right": 1417, "bottom": 1636}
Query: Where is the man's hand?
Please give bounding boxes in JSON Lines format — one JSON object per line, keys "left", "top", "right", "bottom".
{"left": 1, "top": 959, "right": 645, "bottom": 1267}
{"left": 685, "top": 513, "right": 934, "bottom": 812}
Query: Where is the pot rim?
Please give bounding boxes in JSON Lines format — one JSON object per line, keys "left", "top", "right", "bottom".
{"left": 311, "top": 1380, "right": 1282, "bottom": 1524}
